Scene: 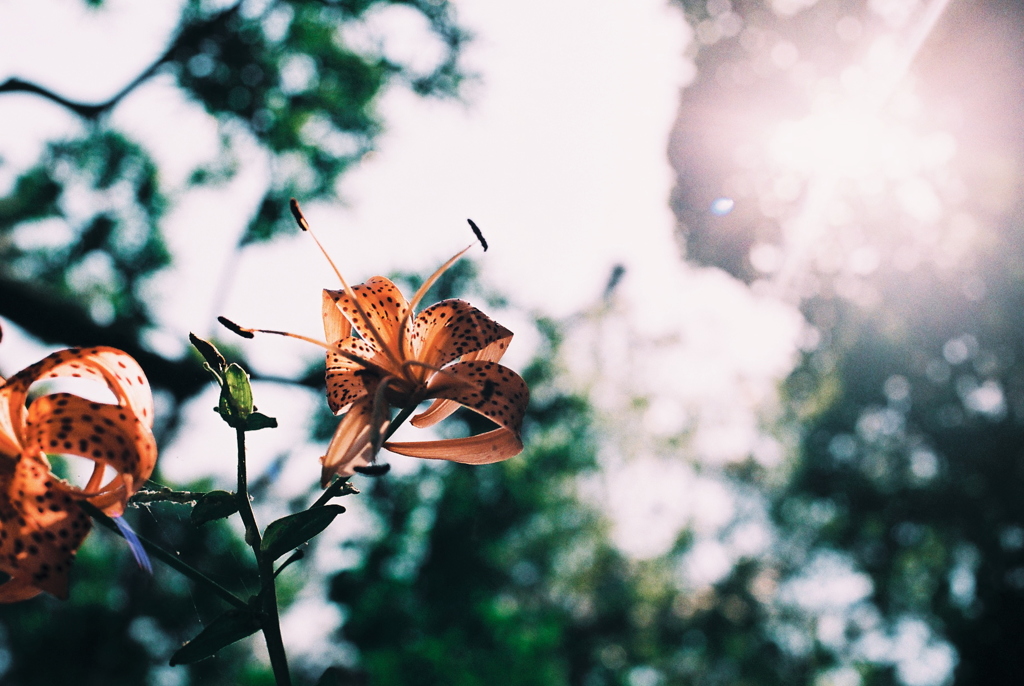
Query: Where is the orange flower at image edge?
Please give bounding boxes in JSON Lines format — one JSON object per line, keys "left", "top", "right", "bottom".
{"left": 0, "top": 346, "right": 157, "bottom": 601}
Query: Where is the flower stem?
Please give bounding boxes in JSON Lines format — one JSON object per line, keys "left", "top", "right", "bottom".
{"left": 129, "top": 488, "right": 208, "bottom": 504}
{"left": 81, "top": 501, "right": 247, "bottom": 610}
{"left": 235, "top": 427, "right": 292, "bottom": 686}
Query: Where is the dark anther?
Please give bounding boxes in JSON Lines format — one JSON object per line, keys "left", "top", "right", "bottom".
{"left": 354, "top": 463, "right": 391, "bottom": 477}
{"left": 217, "top": 316, "right": 255, "bottom": 339}
{"left": 468, "top": 219, "right": 488, "bottom": 251}
{"left": 290, "top": 198, "right": 310, "bottom": 231}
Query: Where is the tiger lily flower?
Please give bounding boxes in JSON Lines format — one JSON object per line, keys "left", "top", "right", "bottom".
{"left": 0, "top": 346, "right": 157, "bottom": 601}
{"left": 222, "top": 202, "right": 528, "bottom": 486}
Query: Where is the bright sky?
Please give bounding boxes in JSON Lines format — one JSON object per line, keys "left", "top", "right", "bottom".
{"left": 0, "top": 0, "right": 812, "bottom": 671}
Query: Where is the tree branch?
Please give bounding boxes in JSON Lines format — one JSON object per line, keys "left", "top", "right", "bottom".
{"left": 0, "top": 274, "right": 323, "bottom": 401}
{"left": 0, "top": 4, "right": 239, "bottom": 121}
{"left": 0, "top": 274, "right": 207, "bottom": 399}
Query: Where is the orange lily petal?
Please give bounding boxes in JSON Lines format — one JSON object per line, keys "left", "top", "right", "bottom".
{"left": 0, "top": 455, "right": 92, "bottom": 600}
{"left": 1, "top": 347, "right": 155, "bottom": 446}
{"left": 324, "top": 277, "right": 410, "bottom": 364}
{"left": 69, "top": 348, "right": 155, "bottom": 428}
{"left": 411, "top": 336, "right": 517, "bottom": 429}
{"left": 393, "top": 359, "right": 527, "bottom": 464}
{"left": 320, "top": 397, "right": 389, "bottom": 486}
{"left": 424, "top": 359, "right": 528, "bottom": 436}
{"left": 0, "top": 575, "right": 44, "bottom": 603}
{"left": 0, "top": 397, "right": 19, "bottom": 459}
{"left": 0, "top": 346, "right": 157, "bottom": 601}
{"left": 24, "top": 393, "right": 157, "bottom": 516}
{"left": 325, "top": 337, "right": 385, "bottom": 414}
{"left": 384, "top": 427, "right": 522, "bottom": 464}
{"left": 407, "top": 299, "right": 513, "bottom": 370}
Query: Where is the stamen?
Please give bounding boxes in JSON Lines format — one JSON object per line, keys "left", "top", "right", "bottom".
{"left": 217, "top": 316, "right": 255, "bottom": 339}
{"left": 367, "top": 376, "right": 398, "bottom": 455}
{"left": 84, "top": 463, "right": 106, "bottom": 493}
{"left": 289, "top": 198, "right": 403, "bottom": 370}
{"left": 289, "top": 198, "right": 310, "bottom": 231}
{"left": 218, "top": 316, "right": 335, "bottom": 352}
{"left": 407, "top": 245, "right": 474, "bottom": 313}
{"left": 397, "top": 244, "right": 474, "bottom": 362}
{"left": 354, "top": 463, "right": 391, "bottom": 476}
{"left": 467, "top": 219, "right": 488, "bottom": 251}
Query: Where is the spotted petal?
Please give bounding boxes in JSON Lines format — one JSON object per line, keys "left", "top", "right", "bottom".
{"left": 324, "top": 277, "right": 410, "bottom": 363}
{"left": 0, "top": 456, "right": 92, "bottom": 600}
{"left": 325, "top": 338, "right": 386, "bottom": 414}
{"left": 1, "top": 347, "right": 155, "bottom": 447}
{"left": 386, "top": 359, "right": 527, "bottom": 463}
{"left": 407, "top": 300, "right": 512, "bottom": 370}
{"left": 25, "top": 393, "right": 157, "bottom": 516}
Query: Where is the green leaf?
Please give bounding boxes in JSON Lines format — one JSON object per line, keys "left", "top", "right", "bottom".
{"left": 261, "top": 505, "right": 346, "bottom": 561}
{"left": 189, "top": 332, "right": 226, "bottom": 375}
{"left": 168, "top": 608, "right": 262, "bottom": 666}
{"left": 191, "top": 490, "right": 239, "bottom": 526}
{"left": 244, "top": 412, "right": 278, "bottom": 432}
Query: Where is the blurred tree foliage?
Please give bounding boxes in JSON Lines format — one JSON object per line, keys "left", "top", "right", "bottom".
{"left": 0, "top": 0, "right": 467, "bottom": 683}
{"left": 671, "top": 0, "right": 1024, "bottom": 683}
{"left": 0, "top": 0, "right": 467, "bottom": 400}
{"left": 12, "top": 0, "right": 1024, "bottom": 685}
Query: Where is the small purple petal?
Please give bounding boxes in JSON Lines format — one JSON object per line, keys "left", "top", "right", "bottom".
{"left": 113, "top": 515, "right": 152, "bottom": 574}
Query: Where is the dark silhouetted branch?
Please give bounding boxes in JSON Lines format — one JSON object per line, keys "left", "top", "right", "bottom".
{"left": 0, "top": 274, "right": 208, "bottom": 399}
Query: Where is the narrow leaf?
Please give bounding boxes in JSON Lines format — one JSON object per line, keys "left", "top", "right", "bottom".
{"left": 188, "top": 333, "right": 226, "bottom": 374}
{"left": 169, "top": 608, "right": 262, "bottom": 665}
{"left": 244, "top": 412, "right": 278, "bottom": 432}
{"left": 261, "top": 505, "right": 345, "bottom": 561}
{"left": 191, "top": 490, "right": 239, "bottom": 526}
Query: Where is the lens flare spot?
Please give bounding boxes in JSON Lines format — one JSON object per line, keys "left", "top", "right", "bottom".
{"left": 710, "top": 197, "right": 735, "bottom": 215}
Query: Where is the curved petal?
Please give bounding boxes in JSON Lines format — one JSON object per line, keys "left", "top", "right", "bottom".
{"left": 407, "top": 300, "right": 513, "bottom": 370}
{"left": 0, "top": 455, "right": 92, "bottom": 600}
{"left": 72, "top": 348, "right": 155, "bottom": 428}
{"left": 0, "top": 575, "right": 44, "bottom": 603}
{"left": 0, "top": 347, "right": 156, "bottom": 446}
{"left": 325, "top": 337, "right": 385, "bottom": 414}
{"left": 319, "top": 397, "right": 389, "bottom": 486}
{"left": 411, "top": 337, "right": 516, "bottom": 429}
{"left": 24, "top": 393, "right": 157, "bottom": 516}
{"left": 324, "top": 277, "right": 410, "bottom": 363}
{"left": 397, "top": 360, "right": 528, "bottom": 465}
{"left": 424, "top": 360, "right": 528, "bottom": 437}
{"left": 385, "top": 427, "right": 522, "bottom": 464}
{"left": 0, "top": 389, "right": 20, "bottom": 459}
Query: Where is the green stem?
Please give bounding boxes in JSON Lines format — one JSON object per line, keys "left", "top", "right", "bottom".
{"left": 310, "top": 478, "right": 358, "bottom": 508}
{"left": 130, "top": 488, "right": 208, "bottom": 504}
{"left": 81, "top": 501, "right": 247, "bottom": 610}
{"left": 311, "top": 404, "right": 416, "bottom": 508}
{"left": 235, "top": 428, "right": 292, "bottom": 686}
